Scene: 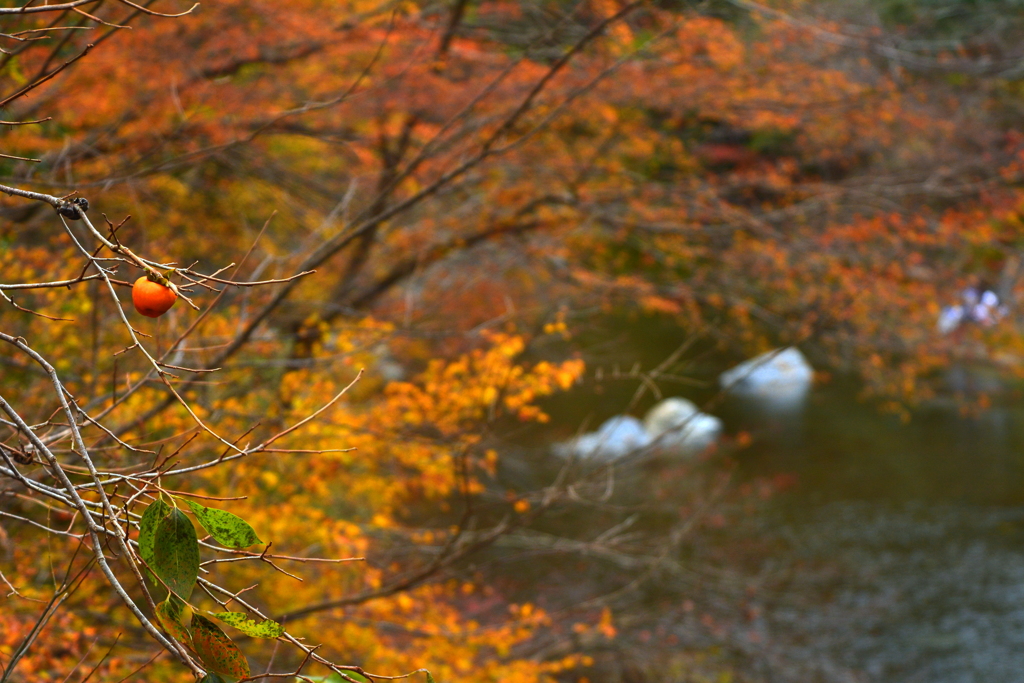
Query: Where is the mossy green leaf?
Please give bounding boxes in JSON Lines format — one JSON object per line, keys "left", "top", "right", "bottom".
{"left": 152, "top": 507, "right": 199, "bottom": 600}
{"left": 192, "top": 613, "right": 250, "bottom": 680}
{"left": 185, "top": 499, "right": 262, "bottom": 548}
{"left": 155, "top": 594, "right": 193, "bottom": 646}
{"left": 137, "top": 498, "right": 171, "bottom": 576}
{"left": 211, "top": 611, "right": 284, "bottom": 638}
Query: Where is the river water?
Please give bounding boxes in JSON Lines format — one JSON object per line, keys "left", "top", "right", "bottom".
{"left": 724, "top": 381, "right": 1024, "bottom": 683}
{"left": 514, "top": 323, "right": 1024, "bottom": 682}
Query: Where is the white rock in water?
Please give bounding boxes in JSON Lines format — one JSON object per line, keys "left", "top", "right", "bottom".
{"left": 643, "top": 397, "right": 723, "bottom": 454}
{"left": 719, "top": 347, "right": 813, "bottom": 405}
{"left": 555, "top": 415, "right": 652, "bottom": 462}
{"left": 938, "top": 305, "right": 965, "bottom": 335}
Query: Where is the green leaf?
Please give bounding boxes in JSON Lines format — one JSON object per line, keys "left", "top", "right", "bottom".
{"left": 185, "top": 499, "right": 263, "bottom": 548}
{"left": 425, "top": 672, "right": 436, "bottom": 683}
{"left": 152, "top": 507, "right": 199, "bottom": 600}
{"left": 192, "top": 614, "right": 250, "bottom": 680}
{"left": 297, "top": 674, "right": 369, "bottom": 683}
{"left": 211, "top": 611, "right": 284, "bottom": 638}
{"left": 155, "top": 594, "right": 192, "bottom": 646}
{"left": 137, "top": 498, "right": 171, "bottom": 575}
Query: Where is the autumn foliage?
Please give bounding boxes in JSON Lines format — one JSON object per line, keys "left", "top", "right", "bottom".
{"left": 4, "top": 0, "right": 1024, "bottom": 681}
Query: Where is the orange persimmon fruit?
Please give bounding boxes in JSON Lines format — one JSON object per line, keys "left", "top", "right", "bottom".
{"left": 132, "top": 276, "right": 177, "bottom": 317}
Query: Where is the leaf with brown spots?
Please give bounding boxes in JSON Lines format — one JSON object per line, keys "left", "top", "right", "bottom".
{"left": 192, "top": 613, "right": 250, "bottom": 680}
{"left": 155, "top": 595, "right": 193, "bottom": 646}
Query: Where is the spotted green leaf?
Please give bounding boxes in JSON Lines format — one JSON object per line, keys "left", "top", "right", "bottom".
{"left": 192, "top": 614, "right": 250, "bottom": 680}
{"left": 152, "top": 507, "right": 199, "bottom": 600}
{"left": 185, "top": 499, "right": 262, "bottom": 548}
{"left": 137, "top": 498, "right": 171, "bottom": 577}
{"left": 155, "top": 594, "right": 192, "bottom": 646}
{"left": 211, "top": 611, "right": 284, "bottom": 638}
